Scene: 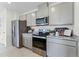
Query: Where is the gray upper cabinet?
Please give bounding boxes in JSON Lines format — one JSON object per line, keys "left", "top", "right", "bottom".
{"left": 37, "top": 3, "right": 49, "bottom": 18}
{"left": 49, "top": 2, "right": 74, "bottom": 25}
{"left": 27, "top": 12, "right": 36, "bottom": 26}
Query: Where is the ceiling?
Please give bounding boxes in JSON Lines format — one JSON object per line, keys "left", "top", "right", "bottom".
{"left": 0, "top": 2, "right": 44, "bottom": 14}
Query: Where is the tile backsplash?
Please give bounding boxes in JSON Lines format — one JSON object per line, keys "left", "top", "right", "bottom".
{"left": 31, "top": 25, "right": 73, "bottom": 31}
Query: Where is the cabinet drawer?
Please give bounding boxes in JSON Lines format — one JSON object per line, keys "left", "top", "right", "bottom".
{"left": 47, "top": 42, "right": 76, "bottom": 57}
{"left": 47, "top": 38, "right": 76, "bottom": 47}
{"left": 22, "top": 33, "right": 32, "bottom": 37}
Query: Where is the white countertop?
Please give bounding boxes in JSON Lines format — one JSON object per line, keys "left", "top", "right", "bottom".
{"left": 47, "top": 35, "right": 79, "bottom": 42}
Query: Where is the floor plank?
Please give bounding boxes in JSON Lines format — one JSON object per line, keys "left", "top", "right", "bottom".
{"left": 0, "top": 46, "right": 41, "bottom": 57}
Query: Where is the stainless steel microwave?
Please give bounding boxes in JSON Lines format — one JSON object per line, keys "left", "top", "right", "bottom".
{"left": 36, "top": 17, "right": 49, "bottom": 26}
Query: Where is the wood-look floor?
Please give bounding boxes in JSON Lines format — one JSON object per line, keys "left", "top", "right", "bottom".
{"left": 0, "top": 46, "right": 41, "bottom": 57}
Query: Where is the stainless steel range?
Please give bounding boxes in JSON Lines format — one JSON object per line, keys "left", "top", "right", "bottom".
{"left": 32, "top": 35, "right": 47, "bottom": 56}
{"left": 32, "top": 29, "right": 49, "bottom": 56}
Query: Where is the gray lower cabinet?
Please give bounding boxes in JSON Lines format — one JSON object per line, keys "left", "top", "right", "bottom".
{"left": 22, "top": 33, "right": 32, "bottom": 49}
{"left": 47, "top": 42, "right": 76, "bottom": 57}
{"left": 47, "top": 37, "right": 77, "bottom": 57}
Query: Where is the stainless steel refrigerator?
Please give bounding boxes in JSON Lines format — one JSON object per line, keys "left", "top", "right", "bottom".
{"left": 12, "top": 20, "right": 27, "bottom": 48}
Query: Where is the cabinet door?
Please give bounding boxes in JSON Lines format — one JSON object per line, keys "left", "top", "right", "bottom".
{"left": 37, "top": 7, "right": 48, "bottom": 18}
{"left": 27, "top": 37, "right": 32, "bottom": 49}
{"left": 23, "top": 37, "right": 28, "bottom": 47}
{"left": 27, "top": 12, "right": 36, "bottom": 26}
{"left": 47, "top": 42, "right": 76, "bottom": 57}
{"left": 27, "top": 14, "right": 31, "bottom": 26}
{"left": 26, "top": 34, "right": 32, "bottom": 49}
{"left": 23, "top": 34, "right": 32, "bottom": 49}
{"left": 49, "top": 2, "right": 74, "bottom": 25}
{"left": 74, "top": 3, "right": 79, "bottom": 36}
{"left": 37, "top": 3, "right": 48, "bottom": 18}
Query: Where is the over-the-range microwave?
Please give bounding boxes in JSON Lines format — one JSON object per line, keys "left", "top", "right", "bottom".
{"left": 36, "top": 17, "right": 49, "bottom": 26}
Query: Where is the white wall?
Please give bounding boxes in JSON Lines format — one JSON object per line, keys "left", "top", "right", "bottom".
{"left": 0, "top": 6, "right": 7, "bottom": 47}
{"left": 0, "top": 5, "right": 20, "bottom": 47}
{"left": 74, "top": 3, "right": 79, "bottom": 36}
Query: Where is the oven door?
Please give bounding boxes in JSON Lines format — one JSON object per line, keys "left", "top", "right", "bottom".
{"left": 32, "top": 37, "right": 46, "bottom": 51}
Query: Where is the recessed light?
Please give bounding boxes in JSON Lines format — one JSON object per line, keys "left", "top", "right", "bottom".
{"left": 31, "top": 13, "right": 35, "bottom": 17}
{"left": 8, "top": 2, "right": 11, "bottom": 4}
{"left": 51, "top": 7, "right": 55, "bottom": 12}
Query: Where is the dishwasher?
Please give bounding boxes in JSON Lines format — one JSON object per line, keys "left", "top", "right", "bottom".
{"left": 47, "top": 36, "right": 78, "bottom": 57}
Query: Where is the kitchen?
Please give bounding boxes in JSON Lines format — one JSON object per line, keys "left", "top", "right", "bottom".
{"left": 0, "top": 2, "right": 79, "bottom": 57}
